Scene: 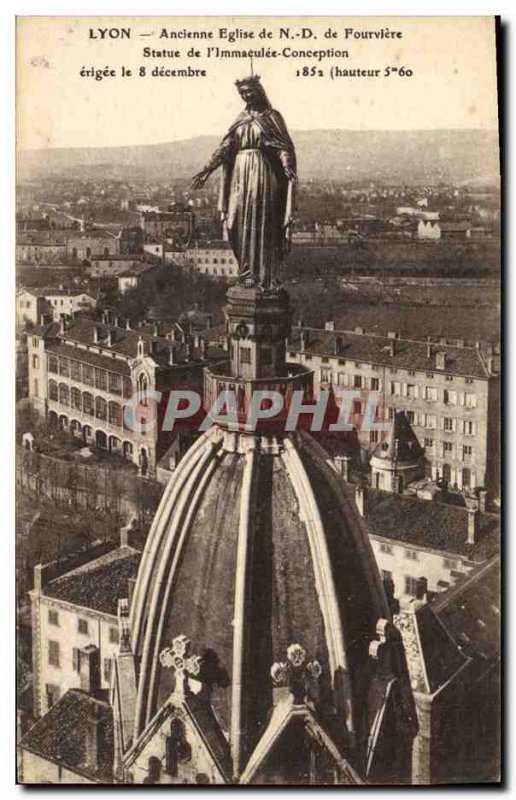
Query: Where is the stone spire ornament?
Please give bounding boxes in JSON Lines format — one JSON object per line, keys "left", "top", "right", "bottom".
{"left": 159, "top": 635, "right": 203, "bottom": 698}
{"left": 270, "top": 644, "right": 322, "bottom": 705}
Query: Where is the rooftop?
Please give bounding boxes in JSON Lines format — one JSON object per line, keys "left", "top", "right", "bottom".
{"left": 19, "top": 689, "right": 114, "bottom": 783}
{"left": 290, "top": 326, "right": 492, "bottom": 379}
{"left": 44, "top": 545, "right": 141, "bottom": 616}
{"left": 364, "top": 488, "right": 499, "bottom": 561}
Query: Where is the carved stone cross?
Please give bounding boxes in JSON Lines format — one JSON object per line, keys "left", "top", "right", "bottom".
{"left": 270, "top": 643, "right": 322, "bottom": 705}
{"left": 159, "top": 634, "right": 203, "bottom": 697}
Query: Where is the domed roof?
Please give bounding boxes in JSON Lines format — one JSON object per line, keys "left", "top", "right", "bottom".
{"left": 129, "top": 426, "right": 390, "bottom": 775}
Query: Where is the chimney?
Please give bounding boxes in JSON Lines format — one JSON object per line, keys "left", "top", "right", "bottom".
{"left": 114, "top": 315, "right": 121, "bottom": 328}
{"left": 59, "top": 315, "right": 67, "bottom": 335}
{"left": 325, "top": 321, "right": 335, "bottom": 332}
{"left": 152, "top": 322, "right": 160, "bottom": 337}
{"left": 387, "top": 331, "right": 399, "bottom": 340}
{"left": 300, "top": 330, "right": 307, "bottom": 353}
{"left": 479, "top": 489, "right": 488, "bottom": 512}
{"left": 168, "top": 345, "right": 176, "bottom": 366}
{"left": 465, "top": 497, "right": 480, "bottom": 544}
{"left": 297, "top": 318, "right": 305, "bottom": 328}
{"left": 355, "top": 482, "right": 368, "bottom": 518}
{"left": 84, "top": 702, "right": 106, "bottom": 774}
{"left": 223, "top": 336, "right": 230, "bottom": 352}
{"left": 335, "top": 454, "right": 352, "bottom": 482}
{"left": 426, "top": 336, "right": 432, "bottom": 359}
{"left": 93, "top": 326, "right": 102, "bottom": 343}
{"left": 206, "top": 314, "right": 213, "bottom": 329}
{"left": 456, "top": 339, "right": 465, "bottom": 348}
{"left": 125, "top": 319, "right": 131, "bottom": 330}
{"left": 170, "top": 327, "right": 177, "bottom": 341}
{"left": 79, "top": 644, "right": 101, "bottom": 696}
{"left": 389, "top": 340, "right": 396, "bottom": 357}
{"left": 102, "top": 310, "right": 110, "bottom": 324}
{"left": 435, "top": 351, "right": 446, "bottom": 370}
{"left": 355, "top": 326, "right": 364, "bottom": 335}
{"left": 193, "top": 333, "right": 200, "bottom": 349}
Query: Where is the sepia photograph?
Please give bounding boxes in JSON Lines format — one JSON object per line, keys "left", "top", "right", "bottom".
{"left": 14, "top": 14, "right": 501, "bottom": 785}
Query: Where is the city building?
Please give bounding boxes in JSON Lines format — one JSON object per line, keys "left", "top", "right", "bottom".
{"left": 67, "top": 231, "right": 120, "bottom": 261}
{"left": 117, "top": 263, "right": 158, "bottom": 294}
{"left": 17, "top": 231, "right": 67, "bottom": 264}
{"left": 26, "top": 316, "right": 227, "bottom": 476}
{"left": 86, "top": 255, "right": 146, "bottom": 278}
{"left": 17, "top": 288, "right": 96, "bottom": 329}
{"left": 288, "top": 325, "right": 499, "bottom": 495}
{"left": 140, "top": 206, "right": 194, "bottom": 245}
{"left": 17, "top": 290, "right": 52, "bottom": 329}
{"left": 29, "top": 531, "right": 141, "bottom": 719}
{"left": 183, "top": 241, "right": 238, "bottom": 279}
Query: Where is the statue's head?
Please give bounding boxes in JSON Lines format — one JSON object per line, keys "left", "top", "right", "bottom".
{"left": 235, "top": 75, "right": 270, "bottom": 111}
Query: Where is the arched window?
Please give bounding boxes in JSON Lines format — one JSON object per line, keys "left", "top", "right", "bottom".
{"left": 108, "top": 401, "right": 122, "bottom": 427}
{"left": 48, "top": 380, "right": 58, "bottom": 402}
{"left": 83, "top": 392, "right": 94, "bottom": 416}
{"left": 137, "top": 373, "right": 148, "bottom": 407}
{"left": 58, "top": 384, "right": 69, "bottom": 406}
{"left": 95, "top": 396, "right": 107, "bottom": 421}
{"left": 71, "top": 387, "right": 81, "bottom": 410}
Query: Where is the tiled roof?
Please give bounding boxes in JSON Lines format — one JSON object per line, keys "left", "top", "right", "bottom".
{"left": 432, "top": 557, "right": 500, "bottom": 662}
{"left": 45, "top": 341, "right": 132, "bottom": 376}
{"left": 290, "top": 326, "right": 491, "bottom": 379}
{"left": 44, "top": 546, "right": 141, "bottom": 616}
{"left": 365, "top": 489, "right": 499, "bottom": 560}
{"left": 19, "top": 689, "right": 114, "bottom": 783}
{"left": 17, "top": 231, "right": 67, "bottom": 246}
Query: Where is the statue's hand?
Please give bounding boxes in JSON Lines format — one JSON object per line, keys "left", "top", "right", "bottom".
{"left": 284, "top": 166, "right": 296, "bottom": 182}
{"left": 191, "top": 168, "right": 210, "bottom": 190}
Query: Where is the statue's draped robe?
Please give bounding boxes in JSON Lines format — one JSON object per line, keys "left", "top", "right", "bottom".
{"left": 206, "top": 108, "right": 296, "bottom": 286}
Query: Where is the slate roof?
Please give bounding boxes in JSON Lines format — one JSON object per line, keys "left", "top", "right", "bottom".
{"left": 44, "top": 546, "right": 141, "bottom": 616}
{"left": 432, "top": 557, "right": 500, "bottom": 662}
{"left": 19, "top": 689, "right": 114, "bottom": 783}
{"left": 365, "top": 489, "right": 499, "bottom": 560}
{"left": 290, "top": 326, "right": 491, "bottom": 379}
{"left": 46, "top": 341, "right": 132, "bottom": 376}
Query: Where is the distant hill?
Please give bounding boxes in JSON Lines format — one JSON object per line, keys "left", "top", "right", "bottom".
{"left": 18, "top": 129, "right": 499, "bottom": 186}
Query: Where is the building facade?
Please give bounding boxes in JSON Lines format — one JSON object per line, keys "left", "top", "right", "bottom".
{"left": 288, "top": 325, "right": 499, "bottom": 494}
{"left": 183, "top": 242, "right": 238, "bottom": 279}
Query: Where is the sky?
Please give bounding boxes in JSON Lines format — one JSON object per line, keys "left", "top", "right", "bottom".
{"left": 16, "top": 16, "right": 499, "bottom": 150}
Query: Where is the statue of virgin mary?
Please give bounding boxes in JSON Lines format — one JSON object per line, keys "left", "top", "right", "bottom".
{"left": 191, "top": 76, "right": 297, "bottom": 288}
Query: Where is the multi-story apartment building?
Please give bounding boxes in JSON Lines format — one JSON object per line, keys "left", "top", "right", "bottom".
{"left": 27, "top": 316, "right": 227, "bottom": 477}
{"left": 66, "top": 231, "right": 120, "bottom": 262}
{"left": 288, "top": 324, "right": 499, "bottom": 494}
{"left": 183, "top": 241, "right": 238, "bottom": 279}
{"left": 30, "top": 532, "right": 141, "bottom": 719}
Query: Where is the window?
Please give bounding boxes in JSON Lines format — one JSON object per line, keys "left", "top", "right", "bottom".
{"left": 48, "top": 640, "right": 60, "bottom": 667}
{"left": 108, "top": 402, "right": 122, "bottom": 427}
{"left": 48, "top": 355, "right": 58, "bottom": 374}
{"left": 370, "top": 431, "right": 379, "bottom": 444}
{"left": 405, "top": 576, "right": 420, "bottom": 597}
{"left": 71, "top": 387, "right": 81, "bottom": 410}
{"left": 83, "top": 364, "right": 94, "bottom": 385}
{"left": 83, "top": 392, "right": 94, "bottom": 416}
{"left": 70, "top": 360, "right": 82, "bottom": 381}
{"left": 379, "top": 543, "right": 393, "bottom": 555}
{"left": 465, "top": 393, "right": 477, "bottom": 408}
{"left": 445, "top": 374, "right": 454, "bottom": 382}
{"left": 108, "top": 373, "right": 122, "bottom": 395}
{"left": 32, "top": 337, "right": 38, "bottom": 348}
{"left": 425, "top": 414, "right": 437, "bottom": 429}
{"left": 78, "top": 618, "right": 89, "bottom": 635}
{"left": 72, "top": 647, "right": 81, "bottom": 672}
{"left": 444, "top": 389, "right": 457, "bottom": 405}
{"left": 371, "top": 377, "right": 380, "bottom": 391}
{"left": 32, "top": 354, "right": 39, "bottom": 369}
{"left": 46, "top": 683, "right": 60, "bottom": 708}
{"left": 48, "top": 609, "right": 59, "bottom": 626}
{"left": 464, "top": 420, "right": 476, "bottom": 436}
{"left": 95, "top": 368, "right": 107, "bottom": 391}
{"left": 59, "top": 358, "right": 70, "bottom": 377}
{"left": 465, "top": 377, "right": 474, "bottom": 385}
{"left": 443, "top": 417, "right": 454, "bottom": 432}
{"left": 390, "top": 368, "right": 398, "bottom": 375}
{"left": 104, "top": 658, "right": 113, "bottom": 684}
{"left": 405, "top": 549, "right": 419, "bottom": 561}
{"left": 48, "top": 380, "right": 58, "bottom": 401}
{"left": 137, "top": 373, "right": 148, "bottom": 406}
{"left": 239, "top": 346, "right": 251, "bottom": 365}
{"left": 443, "top": 441, "right": 453, "bottom": 456}
{"left": 95, "top": 396, "right": 107, "bottom": 421}
{"left": 352, "top": 400, "right": 361, "bottom": 415}
{"left": 59, "top": 384, "right": 69, "bottom": 406}
{"left": 426, "top": 372, "right": 434, "bottom": 379}
{"left": 406, "top": 410, "right": 415, "bottom": 424}
{"left": 424, "top": 437, "right": 434, "bottom": 450}
{"left": 462, "top": 445, "right": 473, "bottom": 460}
{"left": 443, "top": 558, "right": 458, "bottom": 570}
{"left": 353, "top": 375, "right": 362, "bottom": 389}
{"left": 109, "top": 627, "right": 119, "bottom": 644}
{"left": 408, "top": 370, "right": 416, "bottom": 377}
{"left": 425, "top": 386, "right": 437, "bottom": 402}
{"left": 321, "top": 357, "right": 329, "bottom": 364}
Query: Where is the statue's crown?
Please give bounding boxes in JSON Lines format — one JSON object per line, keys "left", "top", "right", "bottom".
{"left": 235, "top": 75, "right": 261, "bottom": 88}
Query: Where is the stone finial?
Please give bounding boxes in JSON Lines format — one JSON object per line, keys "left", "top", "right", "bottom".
{"left": 160, "top": 635, "right": 202, "bottom": 697}
{"left": 270, "top": 643, "right": 322, "bottom": 704}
